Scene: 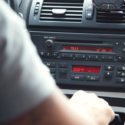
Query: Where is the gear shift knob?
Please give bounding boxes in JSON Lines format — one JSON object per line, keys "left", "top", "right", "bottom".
{"left": 92, "top": 0, "right": 124, "bottom": 10}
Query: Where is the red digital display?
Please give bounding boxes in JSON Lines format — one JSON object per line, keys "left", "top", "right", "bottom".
{"left": 101, "top": 47, "right": 113, "bottom": 52}
{"left": 72, "top": 66, "right": 100, "bottom": 73}
{"left": 63, "top": 46, "right": 100, "bottom": 52}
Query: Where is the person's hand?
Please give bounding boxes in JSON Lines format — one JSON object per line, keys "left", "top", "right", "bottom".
{"left": 68, "top": 91, "right": 115, "bottom": 125}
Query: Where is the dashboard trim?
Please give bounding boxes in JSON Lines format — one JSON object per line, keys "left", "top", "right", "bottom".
{"left": 112, "top": 106, "right": 125, "bottom": 113}
{"left": 29, "top": 31, "right": 125, "bottom": 39}
{"left": 61, "top": 89, "right": 125, "bottom": 113}
{"left": 61, "top": 89, "right": 125, "bottom": 99}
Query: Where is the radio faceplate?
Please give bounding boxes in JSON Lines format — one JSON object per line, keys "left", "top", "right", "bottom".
{"left": 31, "top": 32, "right": 125, "bottom": 91}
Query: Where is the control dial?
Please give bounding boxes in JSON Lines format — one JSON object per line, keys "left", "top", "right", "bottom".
{"left": 45, "top": 39, "right": 54, "bottom": 49}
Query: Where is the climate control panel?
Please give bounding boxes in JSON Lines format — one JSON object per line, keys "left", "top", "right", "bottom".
{"left": 43, "top": 58, "right": 125, "bottom": 89}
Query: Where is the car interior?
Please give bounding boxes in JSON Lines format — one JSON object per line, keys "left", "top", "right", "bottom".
{"left": 4, "top": 0, "right": 125, "bottom": 124}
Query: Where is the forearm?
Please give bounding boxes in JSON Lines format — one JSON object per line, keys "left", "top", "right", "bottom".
{"left": 3, "top": 86, "right": 97, "bottom": 125}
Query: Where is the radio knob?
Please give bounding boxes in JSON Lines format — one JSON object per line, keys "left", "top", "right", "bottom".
{"left": 45, "top": 39, "right": 54, "bottom": 49}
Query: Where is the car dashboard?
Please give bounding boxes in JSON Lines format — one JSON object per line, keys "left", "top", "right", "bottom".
{"left": 6, "top": 0, "right": 125, "bottom": 124}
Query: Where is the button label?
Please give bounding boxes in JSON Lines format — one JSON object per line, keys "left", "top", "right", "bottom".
{"left": 41, "top": 52, "right": 44, "bottom": 56}
{"left": 59, "top": 63, "right": 67, "bottom": 68}
{"left": 91, "top": 77, "right": 96, "bottom": 80}
{"left": 59, "top": 69, "right": 67, "bottom": 74}
{"left": 47, "top": 63, "right": 50, "bottom": 66}
{"left": 104, "top": 71, "right": 113, "bottom": 77}
{"left": 86, "top": 76, "right": 100, "bottom": 81}
{"left": 88, "top": 13, "right": 92, "bottom": 16}
{"left": 116, "top": 78, "right": 125, "bottom": 83}
{"left": 121, "top": 79, "right": 125, "bottom": 82}
{"left": 105, "top": 65, "right": 114, "bottom": 71}
{"left": 44, "top": 62, "right": 56, "bottom": 67}
{"left": 122, "top": 73, "right": 125, "bottom": 76}
{"left": 108, "top": 66, "right": 111, "bottom": 69}
{"left": 71, "top": 75, "right": 84, "bottom": 81}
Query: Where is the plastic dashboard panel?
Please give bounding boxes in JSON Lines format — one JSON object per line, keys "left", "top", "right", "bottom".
{"left": 28, "top": 0, "right": 125, "bottom": 92}
{"left": 28, "top": 0, "right": 125, "bottom": 30}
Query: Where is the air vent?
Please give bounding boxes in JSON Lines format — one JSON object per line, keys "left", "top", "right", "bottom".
{"left": 40, "top": 0, "right": 84, "bottom": 22}
{"left": 97, "top": 2, "right": 125, "bottom": 23}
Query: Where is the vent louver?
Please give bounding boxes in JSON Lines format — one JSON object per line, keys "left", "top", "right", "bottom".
{"left": 40, "top": 0, "right": 84, "bottom": 22}
{"left": 97, "top": 2, "right": 125, "bottom": 23}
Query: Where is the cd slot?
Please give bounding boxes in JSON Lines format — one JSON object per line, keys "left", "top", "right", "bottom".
{"left": 55, "top": 40, "right": 103, "bottom": 44}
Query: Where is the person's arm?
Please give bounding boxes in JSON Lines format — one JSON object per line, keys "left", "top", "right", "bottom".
{"left": 3, "top": 87, "right": 114, "bottom": 125}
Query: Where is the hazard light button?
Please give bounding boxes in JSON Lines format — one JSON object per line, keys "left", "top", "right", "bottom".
{"left": 86, "top": 4, "right": 93, "bottom": 11}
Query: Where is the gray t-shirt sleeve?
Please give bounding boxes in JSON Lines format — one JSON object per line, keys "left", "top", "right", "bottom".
{"left": 0, "top": 1, "right": 56, "bottom": 123}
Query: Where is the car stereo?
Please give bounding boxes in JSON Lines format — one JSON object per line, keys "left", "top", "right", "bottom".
{"left": 30, "top": 32, "right": 125, "bottom": 92}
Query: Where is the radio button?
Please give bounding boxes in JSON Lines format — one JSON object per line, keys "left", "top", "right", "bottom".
{"left": 117, "top": 66, "right": 125, "bottom": 71}
{"left": 44, "top": 62, "right": 56, "bottom": 67}
{"left": 101, "top": 55, "right": 114, "bottom": 61}
{"left": 60, "top": 53, "right": 73, "bottom": 58}
{"left": 40, "top": 52, "right": 46, "bottom": 57}
{"left": 74, "top": 54, "right": 86, "bottom": 59}
{"left": 71, "top": 75, "right": 84, "bottom": 81}
{"left": 123, "top": 42, "right": 125, "bottom": 46}
{"left": 123, "top": 48, "right": 125, "bottom": 52}
{"left": 59, "top": 69, "right": 67, "bottom": 74}
{"left": 104, "top": 71, "right": 113, "bottom": 77}
{"left": 116, "top": 78, "right": 125, "bottom": 83}
{"left": 50, "top": 68, "right": 56, "bottom": 73}
{"left": 59, "top": 63, "right": 67, "bottom": 68}
{"left": 117, "top": 56, "right": 124, "bottom": 61}
{"left": 105, "top": 65, "right": 114, "bottom": 71}
{"left": 45, "top": 52, "right": 51, "bottom": 57}
{"left": 117, "top": 72, "right": 125, "bottom": 77}
{"left": 86, "top": 76, "right": 100, "bottom": 81}
{"left": 52, "top": 52, "right": 58, "bottom": 57}
{"left": 114, "top": 42, "right": 121, "bottom": 45}
{"left": 88, "top": 55, "right": 99, "bottom": 60}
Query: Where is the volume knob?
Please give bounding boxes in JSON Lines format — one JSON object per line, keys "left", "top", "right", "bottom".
{"left": 45, "top": 39, "right": 54, "bottom": 49}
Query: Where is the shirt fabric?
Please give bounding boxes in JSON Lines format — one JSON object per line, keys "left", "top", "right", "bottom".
{"left": 0, "top": 1, "right": 55, "bottom": 123}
